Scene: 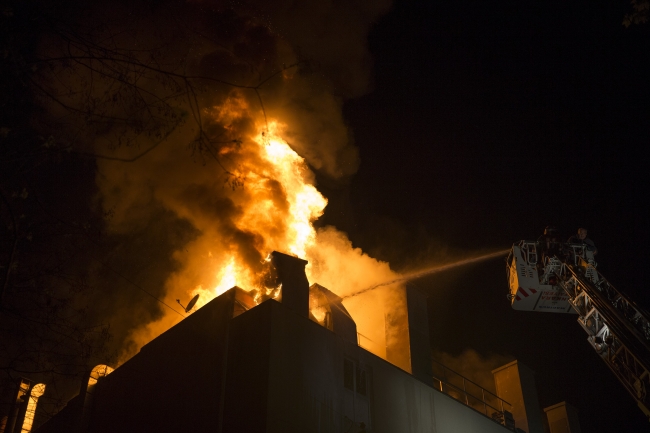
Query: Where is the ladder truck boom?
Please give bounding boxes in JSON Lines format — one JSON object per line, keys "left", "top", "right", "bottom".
{"left": 507, "top": 241, "right": 650, "bottom": 419}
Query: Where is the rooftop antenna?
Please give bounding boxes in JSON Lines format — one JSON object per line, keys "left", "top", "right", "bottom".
{"left": 176, "top": 294, "right": 200, "bottom": 313}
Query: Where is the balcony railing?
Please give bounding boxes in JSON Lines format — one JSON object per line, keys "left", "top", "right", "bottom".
{"left": 432, "top": 359, "right": 514, "bottom": 428}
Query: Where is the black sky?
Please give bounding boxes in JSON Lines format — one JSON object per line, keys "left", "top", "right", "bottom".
{"left": 321, "top": 0, "right": 650, "bottom": 431}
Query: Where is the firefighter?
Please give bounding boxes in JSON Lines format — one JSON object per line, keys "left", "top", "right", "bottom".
{"left": 538, "top": 225, "right": 563, "bottom": 264}
{"left": 568, "top": 227, "right": 597, "bottom": 255}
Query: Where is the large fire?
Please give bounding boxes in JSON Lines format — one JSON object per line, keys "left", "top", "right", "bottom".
{"left": 125, "top": 92, "right": 407, "bottom": 368}
{"left": 28, "top": 0, "right": 411, "bottom": 379}
{"left": 189, "top": 103, "right": 328, "bottom": 307}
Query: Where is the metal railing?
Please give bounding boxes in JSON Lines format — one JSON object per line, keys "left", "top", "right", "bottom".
{"left": 431, "top": 360, "right": 513, "bottom": 427}
{"left": 558, "top": 259, "right": 650, "bottom": 417}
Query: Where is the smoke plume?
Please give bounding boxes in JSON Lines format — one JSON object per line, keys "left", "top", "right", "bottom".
{"left": 32, "top": 0, "right": 406, "bottom": 364}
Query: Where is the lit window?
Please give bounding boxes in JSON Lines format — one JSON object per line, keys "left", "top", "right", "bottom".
{"left": 88, "top": 364, "right": 114, "bottom": 388}
{"left": 21, "top": 383, "right": 45, "bottom": 433}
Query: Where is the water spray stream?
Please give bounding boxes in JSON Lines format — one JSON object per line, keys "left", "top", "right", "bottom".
{"left": 341, "top": 249, "right": 510, "bottom": 300}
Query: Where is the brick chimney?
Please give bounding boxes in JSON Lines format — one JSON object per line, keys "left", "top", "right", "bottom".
{"left": 271, "top": 251, "right": 309, "bottom": 317}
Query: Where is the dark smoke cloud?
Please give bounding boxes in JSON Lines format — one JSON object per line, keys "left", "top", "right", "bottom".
{"left": 1, "top": 0, "right": 396, "bottom": 419}
{"left": 31, "top": 0, "right": 395, "bottom": 359}
{"left": 219, "top": 0, "right": 393, "bottom": 98}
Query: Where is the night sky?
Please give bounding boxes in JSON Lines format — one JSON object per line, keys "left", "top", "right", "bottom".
{"left": 320, "top": 0, "right": 650, "bottom": 431}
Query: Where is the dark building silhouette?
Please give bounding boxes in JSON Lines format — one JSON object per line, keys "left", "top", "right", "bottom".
{"left": 30, "top": 252, "right": 525, "bottom": 433}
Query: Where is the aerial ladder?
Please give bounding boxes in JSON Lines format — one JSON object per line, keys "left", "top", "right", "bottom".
{"left": 507, "top": 240, "right": 650, "bottom": 419}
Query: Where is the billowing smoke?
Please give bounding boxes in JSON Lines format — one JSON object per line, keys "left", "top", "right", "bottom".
{"left": 34, "top": 0, "right": 404, "bottom": 364}
{"left": 435, "top": 349, "right": 514, "bottom": 394}
{"left": 307, "top": 227, "right": 406, "bottom": 362}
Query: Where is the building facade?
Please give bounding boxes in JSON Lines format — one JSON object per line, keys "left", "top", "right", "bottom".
{"left": 33, "top": 252, "right": 515, "bottom": 433}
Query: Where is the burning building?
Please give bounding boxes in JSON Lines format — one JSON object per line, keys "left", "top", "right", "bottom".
{"left": 25, "top": 251, "right": 516, "bottom": 433}
{"left": 0, "top": 2, "right": 587, "bottom": 432}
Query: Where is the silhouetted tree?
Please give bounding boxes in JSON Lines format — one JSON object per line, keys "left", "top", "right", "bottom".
{"left": 0, "top": 0, "right": 237, "bottom": 422}
{"left": 1, "top": 1, "right": 299, "bottom": 425}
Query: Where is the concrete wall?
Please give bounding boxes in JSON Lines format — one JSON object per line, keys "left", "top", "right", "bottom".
{"left": 32, "top": 396, "right": 82, "bottom": 433}
{"left": 544, "top": 402, "right": 581, "bottom": 433}
{"left": 367, "top": 353, "right": 509, "bottom": 433}
{"left": 492, "top": 361, "right": 544, "bottom": 433}
{"left": 86, "top": 289, "right": 237, "bottom": 433}
{"left": 221, "top": 299, "right": 273, "bottom": 432}
{"left": 406, "top": 286, "right": 433, "bottom": 386}
{"left": 36, "top": 289, "right": 511, "bottom": 433}
{"left": 232, "top": 299, "right": 510, "bottom": 433}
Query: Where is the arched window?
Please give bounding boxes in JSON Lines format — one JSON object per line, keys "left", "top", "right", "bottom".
{"left": 88, "top": 364, "right": 114, "bottom": 388}
{"left": 79, "top": 364, "right": 114, "bottom": 430}
{"left": 20, "top": 383, "right": 45, "bottom": 433}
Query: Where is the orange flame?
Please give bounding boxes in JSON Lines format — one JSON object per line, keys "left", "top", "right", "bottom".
{"left": 128, "top": 93, "right": 404, "bottom": 366}
{"left": 188, "top": 116, "right": 327, "bottom": 308}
